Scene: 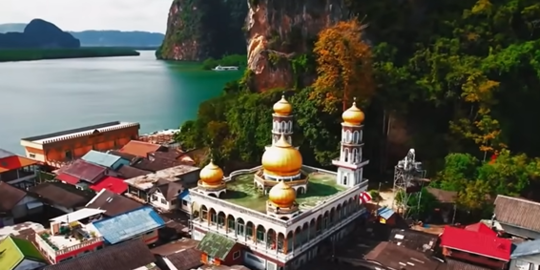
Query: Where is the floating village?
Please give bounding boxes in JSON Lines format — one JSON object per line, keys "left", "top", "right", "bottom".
{"left": 0, "top": 96, "right": 537, "bottom": 270}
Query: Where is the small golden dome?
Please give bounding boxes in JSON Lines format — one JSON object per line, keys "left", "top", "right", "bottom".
{"left": 199, "top": 160, "right": 224, "bottom": 186}
{"left": 268, "top": 181, "right": 296, "bottom": 208}
{"left": 273, "top": 95, "right": 292, "bottom": 116}
{"left": 342, "top": 98, "right": 365, "bottom": 125}
{"left": 261, "top": 135, "right": 302, "bottom": 177}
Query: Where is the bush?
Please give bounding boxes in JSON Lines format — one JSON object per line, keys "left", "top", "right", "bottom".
{"left": 202, "top": 54, "right": 247, "bottom": 70}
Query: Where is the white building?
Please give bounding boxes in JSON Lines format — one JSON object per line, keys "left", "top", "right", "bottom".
{"left": 189, "top": 96, "right": 370, "bottom": 270}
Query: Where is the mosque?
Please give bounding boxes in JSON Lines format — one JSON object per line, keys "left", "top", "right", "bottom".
{"left": 189, "top": 95, "right": 371, "bottom": 270}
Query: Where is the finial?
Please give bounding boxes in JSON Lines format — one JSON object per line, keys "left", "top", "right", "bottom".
{"left": 353, "top": 97, "right": 357, "bottom": 105}
{"left": 281, "top": 91, "right": 286, "bottom": 99}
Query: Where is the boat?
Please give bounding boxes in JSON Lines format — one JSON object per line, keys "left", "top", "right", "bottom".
{"left": 213, "top": 65, "right": 239, "bottom": 71}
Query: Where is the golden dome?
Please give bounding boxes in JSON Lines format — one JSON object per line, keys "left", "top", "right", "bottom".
{"left": 261, "top": 135, "right": 302, "bottom": 177}
{"left": 268, "top": 181, "right": 296, "bottom": 208}
{"left": 273, "top": 95, "right": 292, "bottom": 116}
{"left": 199, "top": 160, "right": 224, "bottom": 186}
{"left": 342, "top": 98, "right": 365, "bottom": 125}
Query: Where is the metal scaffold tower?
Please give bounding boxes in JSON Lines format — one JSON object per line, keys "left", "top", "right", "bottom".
{"left": 392, "top": 148, "right": 427, "bottom": 219}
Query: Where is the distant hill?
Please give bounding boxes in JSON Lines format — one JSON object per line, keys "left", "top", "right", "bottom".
{"left": 0, "top": 23, "right": 26, "bottom": 33}
{"left": 0, "top": 24, "right": 164, "bottom": 47}
{"left": 69, "top": 30, "right": 164, "bottom": 47}
{"left": 0, "top": 19, "right": 79, "bottom": 49}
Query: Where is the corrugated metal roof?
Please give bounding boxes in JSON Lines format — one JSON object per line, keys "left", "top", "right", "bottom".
{"left": 179, "top": 189, "right": 191, "bottom": 202}
{"left": 440, "top": 225, "right": 512, "bottom": 261}
{"left": 511, "top": 239, "right": 540, "bottom": 258}
{"left": 82, "top": 150, "right": 123, "bottom": 168}
{"left": 377, "top": 207, "right": 395, "bottom": 220}
{"left": 92, "top": 206, "right": 165, "bottom": 244}
{"left": 197, "top": 232, "right": 236, "bottom": 260}
{"left": 61, "top": 159, "right": 106, "bottom": 183}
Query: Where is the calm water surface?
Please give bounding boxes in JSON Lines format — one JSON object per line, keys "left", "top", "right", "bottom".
{"left": 0, "top": 51, "right": 242, "bottom": 153}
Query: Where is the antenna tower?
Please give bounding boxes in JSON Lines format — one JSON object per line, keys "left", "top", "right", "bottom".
{"left": 392, "top": 148, "right": 427, "bottom": 219}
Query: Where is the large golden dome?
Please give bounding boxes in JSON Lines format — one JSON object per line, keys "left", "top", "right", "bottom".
{"left": 273, "top": 95, "right": 292, "bottom": 116}
{"left": 268, "top": 181, "right": 296, "bottom": 208}
{"left": 342, "top": 98, "right": 365, "bottom": 125}
{"left": 199, "top": 160, "right": 224, "bottom": 186}
{"left": 261, "top": 135, "right": 302, "bottom": 177}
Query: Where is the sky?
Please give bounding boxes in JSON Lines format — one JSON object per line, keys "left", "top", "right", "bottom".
{"left": 0, "top": 0, "right": 172, "bottom": 33}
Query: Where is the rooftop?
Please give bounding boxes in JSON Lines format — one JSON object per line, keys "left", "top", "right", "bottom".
{"left": 119, "top": 140, "right": 163, "bottom": 158}
{"left": 85, "top": 189, "right": 144, "bottom": 217}
{"left": 29, "top": 182, "right": 93, "bottom": 209}
{"left": 50, "top": 208, "right": 106, "bottom": 223}
{"left": 43, "top": 239, "right": 157, "bottom": 270}
{"left": 0, "top": 236, "right": 45, "bottom": 269}
{"left": 21, "top": 121, "right": 139, "bottom": 144}
{"left": 82, "top": 150, "right": 126, "bottom": 168}
{"left": 38, "top": 221, "right": 101, "bottom": 252}
{"left": 89, "top": 176, "right": 128, "bottom": 194}
{"left": 125, "top": 165, "right": 200, "bottom": 190}
{"left": 0, "top": 154, "right": 38, "bottom": 173}
{"left": 92, "top": 207, "right": 165, "bottom": 245}
{"left": 494, "top": 194, "right": 540, "bottom": 232}
{"left": 440, "top": 225, "right": 512, "bottom": 261}
{"left": 0, "top": 182, "right": 27, "bottom": 212}
{"left": 0, "top": 222, "right": 44, "bottom": 240}
{"left": 60, "top": 159, "right": 107, "bottom": 183}
{"left": 221, "top": 171, "right": 345, "bottom": 213}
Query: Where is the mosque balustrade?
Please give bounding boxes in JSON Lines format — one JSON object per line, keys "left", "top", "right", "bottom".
{"left": 193, "top": 195, "right": 366, "bottom": 261}
{"left": 254, "top": 171, "right": 308, "bottom": 187}
{"left": 197, "top": 181, "right": 227, "bottom": 191}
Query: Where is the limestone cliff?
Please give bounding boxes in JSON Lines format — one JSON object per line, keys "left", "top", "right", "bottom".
{"left": 0, "top": 19, "right": 80, "bottom": 49}
{"left": 157, "top": 0, "right": 247, "bottom": 61}
{"left": 245, "top": 0, "right": 348, "bottom": 91}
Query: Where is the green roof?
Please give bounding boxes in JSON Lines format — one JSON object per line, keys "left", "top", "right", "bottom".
{"left": 0, "top": 236, "right": 45, "bottom": 270}
{"left": 196, "top": 232, "right": 236, "bottom": 260}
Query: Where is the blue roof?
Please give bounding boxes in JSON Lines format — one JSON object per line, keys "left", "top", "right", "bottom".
{"left": 511, "top": 239, "right": 540, "bottom": 258}
{"left": 179, "top": 189, "right": 191, "bottom": 202}
{"left": 92, "top": 206, "right": 165, "bottom": 244}
{"left": 82, "top": 150, "right": 125, "bottom": 168}
{"left": 377, "top": 207, "right": 395, "bottom": 220}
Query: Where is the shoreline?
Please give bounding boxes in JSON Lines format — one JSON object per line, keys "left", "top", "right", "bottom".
{"left": 0, "top": 47, "right": 140, "bottom": 62}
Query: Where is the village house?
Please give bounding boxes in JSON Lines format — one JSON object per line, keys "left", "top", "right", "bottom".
{"left": 388, "top": 228, "right": 438, "bottom": 255}
{"left": 132, "top": 157, "right": 185, "bottom": 173}
{"left": 0, "top": 182, "right": 42, "bottom": 226}
{"left": 494, "top": 195, "right": 540, "bottom": 240}
{"left": 118, "top": 140, "right": 165, "bottom": 158}
{"left": 0, "top": 236, "right": 48, "bottom": 270}
{"left": 196, "top": 232, "right": 245, "bottom": 267}
{"left": 509, "top": 239, "right": 540, "bottom": 270}
{"left": 81, "top": 150, "right": 130, "bottom": 170}
{"left": 29, "top": 182, "right": 94, "bottom": 213}
{"left": 44, "top": 239, "right": 160, "bottom": 270}
{"left": 425, "top": 187, "right": 458, "bottom": 223}
{"left": 91, "top": 206, "right": 165, "bottom": 246}
{"left": 151, "top": 238, "right": 203, "bottom": 270}
{"left": 34, "top": 208, "right": 107, "bottom": 263}
{"left": 116, "top": 164, "right": 151, "bottom": 179}
{"left": 364, "top": 241, "right": 443, "bottom": 270}
{"left": 85, "top": 189, "right": 143, "bottom": 218}
{"left": 55, "top": 159, "right": 109, "bottom": 188}
{"left": 20, "top": 121, "right": 140, "bottom": 168}
{"left": 147, "top": 179, "right": 184, "bottom": 212}
{"left": 0, "top": 149, "right": 40, "bottom": 190}
{"left": 87, "top": 175, "right": 128, "bottom": 194}
{"left": 148, "top": 147, "right": 196, "bottom": 166}
{"left": 440, "top": 223, "right": 511, "bottom": 269}
{"left": 124, "top": 165, "right": 200, "bottom": 203}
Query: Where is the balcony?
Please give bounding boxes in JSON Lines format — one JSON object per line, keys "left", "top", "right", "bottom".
{"left": 35, "top": 222, "right": 103, "bottom": 260}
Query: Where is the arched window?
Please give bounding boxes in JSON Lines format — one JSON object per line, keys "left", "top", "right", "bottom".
{"left": 343, "top": 175, "right": 348, "bottom": 185}
{"left": 345, "top": 131, "right": 352, "bottom": 143}
{"left": 280, "top": 121, "right": 285, "bottom": 132}
{"left": 344, "top": 149, "right": 350, "bottom": 162}
{"left": 353, "top": 131, "right": 360, "bottom": 144}
{"left": 352, "top": 148, "right": 358, "bottom": 163}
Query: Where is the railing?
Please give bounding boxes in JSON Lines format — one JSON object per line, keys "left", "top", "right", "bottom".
{"left": 198, "top": 181, "right": 227, "bottom": 191}
{"left": 224, "top": 166, "right": 263, "bottom": 182}
{"left": 35, "top": 231, "right": 103, "bottom": 258}
{"left": 253, "top": 173, "right": 308, "bottom": 187}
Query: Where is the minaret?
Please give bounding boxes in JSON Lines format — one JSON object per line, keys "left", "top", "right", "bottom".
{"left": 332, "top": 98, "right": 370, "bottom": 187}
{"left": 271, "top": 94, "right": 293, "bottom": 145}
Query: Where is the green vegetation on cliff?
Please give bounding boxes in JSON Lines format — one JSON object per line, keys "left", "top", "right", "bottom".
{"left": 0, "top": 47, "right": 139, "bottom": 62}
{"left": 202, "top": 54, "right": 247, "bottom": 70}
{"left": 177, "top": 0, "right": 540, "bottom": 216}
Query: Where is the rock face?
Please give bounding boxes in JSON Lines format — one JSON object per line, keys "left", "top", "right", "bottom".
{"left": 0, "top": 19, "right": 80, "bottom": 49}
{"left": 245, "top": 0, "right": 348, "bottom": 91}
{"left": 157, "top": 0, "right": 247, "bottom": 61}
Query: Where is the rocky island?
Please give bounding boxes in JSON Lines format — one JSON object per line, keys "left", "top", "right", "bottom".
{"left": 0, "top": 19, "right": 139, "bottom": 62}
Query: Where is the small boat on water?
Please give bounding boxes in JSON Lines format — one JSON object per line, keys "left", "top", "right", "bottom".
{"left": 213, "top": 65, "right": 239, "bottom": 71}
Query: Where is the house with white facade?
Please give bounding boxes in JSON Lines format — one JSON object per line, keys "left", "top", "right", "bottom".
{"left": 510, "top": 239, "right": 540, "bottom": 270}
{"left": 147, "top": 179, "right": 184, "bottom": 212}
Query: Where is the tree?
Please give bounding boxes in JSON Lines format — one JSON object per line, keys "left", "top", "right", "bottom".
{"left": 313, "top": 20, "right": 375, "bottom": 112}
{"left": 395, "top": 188, "right": 440, "bottom": 219}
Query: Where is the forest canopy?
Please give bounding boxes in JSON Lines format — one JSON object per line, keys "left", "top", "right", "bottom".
{"left": 176, "top": 0, "right": 540, "bottom": 214}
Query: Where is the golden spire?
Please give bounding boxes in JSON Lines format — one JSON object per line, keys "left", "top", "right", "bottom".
{"left": 199, "top": 159, "right": 224, "bottom": 186}
{"left": 268, "top": 181, "right": 296, "bottom": 208}
{"left": 342, "top": 97, "right": 365, "bottom": 125}
{"left": 261, "top": 134, "right": 302, "bottom": 177}
{"left": 273, "top": 94, "right": 292, "bottom": 116}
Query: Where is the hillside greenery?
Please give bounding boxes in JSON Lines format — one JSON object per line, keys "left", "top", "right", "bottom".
{"left": 0, "top": 48, "right": 139, "bottom": 62}
{"left": 176, "top": 0, "right": 540, "bottom": 216}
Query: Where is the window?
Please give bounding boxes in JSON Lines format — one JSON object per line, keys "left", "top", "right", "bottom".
{"left": 233, "top": 251, "right": 241, "bottom": 260}
{"left": 182, "top": 200, "right": 188, "bottom": 206}
{"left": 160, "top": 198, "right": 167, "bottom": 204}
{"left": 152, "top": 195, "right": 158, "bottom": 201}
{"left": 29, "top": 153, "right": 36, "bottom": 158}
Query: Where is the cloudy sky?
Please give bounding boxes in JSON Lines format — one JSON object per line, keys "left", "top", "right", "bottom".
{"left": 1, "top": 0, "right": 171, "bottom": 33}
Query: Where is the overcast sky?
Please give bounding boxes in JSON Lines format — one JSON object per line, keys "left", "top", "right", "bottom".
{"left": 1, "top": 0, "right": 171, "bottom": 33}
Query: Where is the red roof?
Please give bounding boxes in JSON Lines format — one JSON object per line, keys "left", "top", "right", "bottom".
{"left": 56, "top": 173, "right": 79, "bottom": 185}
{"left": 440, "top": 226, "right": 511, "bottom": 261}
{"left": 89, "top": 176, "right": 128, "bottom": 194}
{"left": 465, "top": 222, "right": 497, "bottom": 236}
{"left": 61, "top": 159, "right": 107, "bottom": 183}
{"left": 0, "top": 156, "right": 38, "bottom": 173}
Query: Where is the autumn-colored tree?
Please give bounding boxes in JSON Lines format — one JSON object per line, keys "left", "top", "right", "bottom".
{"left": 313, "top": 20, "right": 375, "bottom": 113}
